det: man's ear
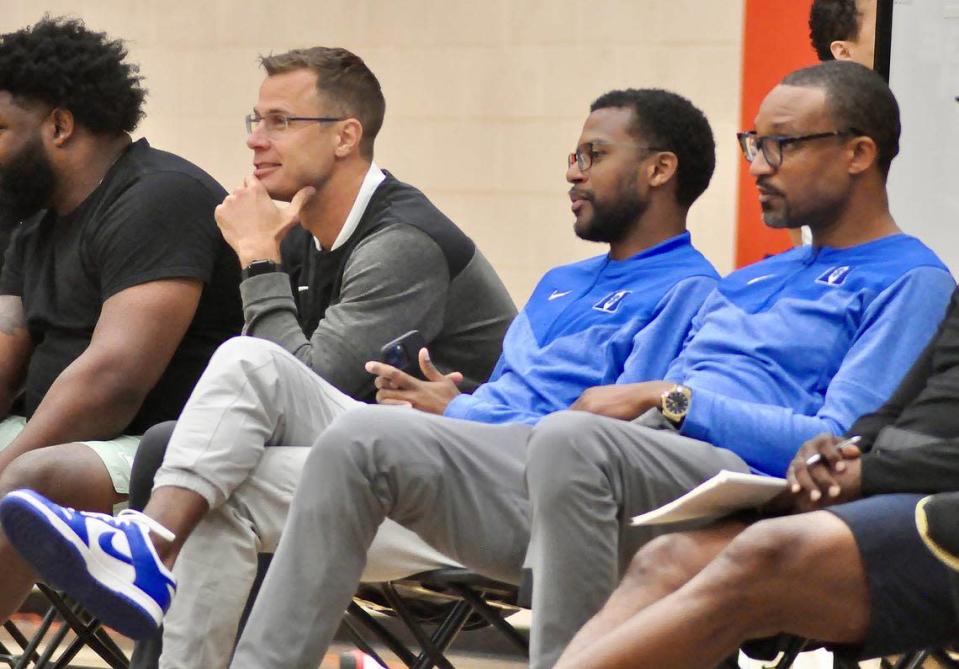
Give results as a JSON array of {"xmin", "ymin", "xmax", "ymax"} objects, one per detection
[
  {"xmin": 333, "ymin": 118, "xmax": 364, "ymax": 158},
  {"xmin": 646, "ymin": 151, "xmax": 679, "ymax": 189},
  {"xmin": 830, "ymin": 40, "xmax": 854, "ymax": 61},
  {"xmin": 846, "ymin": 135, "xmax": 879, "ymax": 176},
  {"xmin": 47, "ymin": 108, "xmax": 75, "ymax": 146}
]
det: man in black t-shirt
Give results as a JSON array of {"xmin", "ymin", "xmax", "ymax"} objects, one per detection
[{"xmin": 0, "ymin": 17, "xmax": 240, "ymax": 623}]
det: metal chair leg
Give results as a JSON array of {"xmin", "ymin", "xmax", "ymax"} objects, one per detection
[
  {"xmin": 448, "ymin": 585, "xmax": 528, "ymax": 655},
  {"xmin": 382, "ymin": 584, "xmax": 459, "ymax": 669},
  {"xmin": 345, "ymin": 601, "xmax": 416, "ymax": 667}
]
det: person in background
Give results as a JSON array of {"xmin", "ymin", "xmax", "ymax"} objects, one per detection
[{"xmin": 810, "ymin": 0, "xmax": 878, "ymax": 68}]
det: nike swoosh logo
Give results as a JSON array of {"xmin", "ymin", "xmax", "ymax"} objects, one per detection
[
  {"xmin": 97, "ymin": 528, "xmax": 135, "ymax": 567},
  {"xmin": 549, "ymin": 290, "xmax": 572, "ymax": 301},
  {"xmin": 746, "ymin": 274, "xmax": 776, "ymax": 285}
]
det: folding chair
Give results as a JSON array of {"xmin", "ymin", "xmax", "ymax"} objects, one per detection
[
  {"xmin": 342, "ymin": 568, "xmax": 528, "ymax": 669},
  {"xmin": 1, "ymin": 583, "xmax": 129, "ymax": 669}
]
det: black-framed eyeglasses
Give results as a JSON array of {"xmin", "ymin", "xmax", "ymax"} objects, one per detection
[
  {"xmin": 245, "ymin": 113, "xmax": 345, "ymax": 136},
  {"xmin": 736, "ymin": 129, "xmax": 860, "ymax": 168},
  {"xmin": 568, "ymin": 141, "xmax": 667, "ymax": 172}
]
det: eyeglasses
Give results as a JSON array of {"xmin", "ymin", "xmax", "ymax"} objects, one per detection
[
  {"xmin": 568, "ymin": 142, "xmax": 666, "ymax": 172},
  {"xmin": 736, "ymin": 129, "xmax": 859, "ymax": 169},
  {"xmin": 245, "ymin": 113, "xmax": 344, "ymax": 136}
]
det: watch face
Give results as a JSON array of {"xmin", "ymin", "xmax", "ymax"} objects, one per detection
[{"xmin": 664, "ymin": 391, "xmax": 689, "ymax": 416}]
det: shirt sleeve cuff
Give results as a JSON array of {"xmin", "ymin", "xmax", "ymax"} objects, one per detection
[
  {"xmin": 239, "ymin": 271, "xmax": 292, "ymax": 304},
  {"xmin": 678, "ymin": 384, "xmax": 714, "ymax": 442},
  {"xmin": 443, "ymin": 393, "xmax": 474, "ymax": 420}
]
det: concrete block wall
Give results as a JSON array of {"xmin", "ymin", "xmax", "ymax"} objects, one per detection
[{"xmin": 2, "ymin": 0, "xmax": 745, "ymax": 303}]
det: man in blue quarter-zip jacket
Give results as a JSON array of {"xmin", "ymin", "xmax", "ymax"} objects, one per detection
[
  {"xmin": 0, "ymin": 87, "xmax": 722, "ymax": 669},
  {"xmin": 214, "ymin": 61, "xmax": 954, "ymax": 669},
  {"xmin": 369, "ymin": 229, "xmax": 717, "ymax": 427}
]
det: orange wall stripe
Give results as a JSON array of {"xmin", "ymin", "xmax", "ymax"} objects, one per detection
[{"xmin": 736, "ymin": 0, "xmax": 818, "ymax": 267}]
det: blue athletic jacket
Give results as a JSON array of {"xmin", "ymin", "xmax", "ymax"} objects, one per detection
[
  {"xmin": 665, "ymin": 234, "xmax": 955, "ymax": 477},
  {"xmin": 445, "ymin": 232, "xmax": 718, "ymax": 425}
]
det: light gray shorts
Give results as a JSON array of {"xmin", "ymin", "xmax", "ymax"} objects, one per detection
[{"xmin": 0, "ymin": 415, "xmax": 140, "ymax": 495}]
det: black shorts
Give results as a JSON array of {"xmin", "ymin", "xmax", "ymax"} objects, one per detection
[{"xmin": 827, "ymin": 493, "xmax": 959, "ymax": 658}]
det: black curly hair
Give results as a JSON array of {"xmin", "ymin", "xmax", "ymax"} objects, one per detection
[
  {"xmin": 590, "ymin": 89, "xmax": 716, "ymax": 208},
  {"xmin": 809, "ymin": 0, "xmax": 862, "ymax": 61},
  {"xmin": 0, "ymin": 17, "xmax": 146, "ymax": 134}
]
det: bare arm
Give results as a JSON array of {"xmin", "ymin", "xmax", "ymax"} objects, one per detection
[
  {"xmin": 570, "ymin": 381, "xmax": 674, "ymax": 420},
  {"xmin": 0, "ymin": 279, "xmax": 202, "ymax": 473},
  {"xmin": 0, "ymin": 295, "xmax": 34, "ymax": 417}
]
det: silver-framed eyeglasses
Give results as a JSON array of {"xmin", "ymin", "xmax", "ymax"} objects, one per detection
[
  {"xmin": 736, "ymin": 129, "xmax": 859, "ymax": 169},
  {"xmin": 568, "ymin": 141, "xmax": 667, "ymax": 172},
  {"xmin": 245, "ymin": 113, "xmax": 345, "ymax": 136}
]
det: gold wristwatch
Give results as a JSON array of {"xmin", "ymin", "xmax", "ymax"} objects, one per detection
[{"xmin": 660, "ymin": 384, "xmax": 692, "ymax": 425}]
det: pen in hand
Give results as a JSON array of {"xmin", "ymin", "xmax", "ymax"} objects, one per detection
[{"xmin": 805, "ymin": 435, "xmax": 862, "ymax": 468}]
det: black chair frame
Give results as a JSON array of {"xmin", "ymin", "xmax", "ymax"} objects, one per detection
[
  {"xmin": 342, "ymin": 568, "xmax": 528, "ymax": 669},
  {"xmin": 1, "ymin": 584, "xmax": 128, "ymax": 669}
]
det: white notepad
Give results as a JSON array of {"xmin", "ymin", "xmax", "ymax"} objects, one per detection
[{"xmin": 630, "ymin": 470, "xmax": 787, "ymax": 526}]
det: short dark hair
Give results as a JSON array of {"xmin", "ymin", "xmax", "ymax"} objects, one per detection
[
  {"xmin": 260, "ymin": 47, "xmax": 385, "ymax": 159},
  {"xmin": 590, "ymin": 89, "xmax": 716, "ymax": 208},
  {"xmin": 781, "ymin": 60, "xmax": 899, "ymax": 176},
  {"xmin": 0, "ymin": 17, "xmax": 145, "ymax": 134},
  {"xmin": 809, "ymin": 0, "xmax": 862, "ymax": 61}
]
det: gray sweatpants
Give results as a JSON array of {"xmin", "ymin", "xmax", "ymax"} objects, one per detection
[
  {"xmin": 229, "ymin": 406, "xmax": 751, "ymax": 669},
  {"xmin": 524, "ymin": 410, "xmax": 751, "ymax": 665},
  {"xmin": 152, "ymin": 337, "xmax": 458, "ymax": 669}
]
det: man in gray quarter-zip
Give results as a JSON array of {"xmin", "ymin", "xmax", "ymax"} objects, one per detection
[{"xmin": 136, "ymin": 46, "xmax": 515, "ymax": 667}]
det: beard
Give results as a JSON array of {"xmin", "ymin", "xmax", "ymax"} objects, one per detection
[
  {"xmin": 575, "ymin": 184, "xmax": 647, "ymax": 244},
  {"xmin": 0, "ymin": 132, "xmax": 56, "ymax": 223},
  {"xmin": 760, "ymin": 203, "xmax": 796, "ymax": 229},
  {"xmin": 760, "ymin": 192, "xmax": 839, "ymax": 232}
]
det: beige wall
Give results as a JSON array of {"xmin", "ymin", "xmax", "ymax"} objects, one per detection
[{"xmin": 3, "ymin": 0, "xmax": 744, "ymax": 304}]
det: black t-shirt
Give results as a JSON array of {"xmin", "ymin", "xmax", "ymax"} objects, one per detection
[{"xmin": 0, "ymin": 138, "xmax": 242, "ymax": 434}]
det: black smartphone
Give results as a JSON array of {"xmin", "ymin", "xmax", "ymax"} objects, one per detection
[{"xmin": 379, "ymin": 330, "xmax": 427, "ymax": 379}]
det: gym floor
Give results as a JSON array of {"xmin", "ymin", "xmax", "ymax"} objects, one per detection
[{"xmin": 0, "ymin": 613, "xmax": 932, "ymax": 668}]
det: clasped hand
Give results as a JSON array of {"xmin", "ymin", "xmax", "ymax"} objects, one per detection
[
  {"xmin": 365, "ymin": 348, "xmax": 462, "ymax": 415},
  {"xmin": 783, "ymin": 434, "xmax": 863, "ymax": 513}
]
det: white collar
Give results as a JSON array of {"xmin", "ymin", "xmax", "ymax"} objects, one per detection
[{"xmin": 315, "ymin": 162, "xmax": 386, "ymax": 251}]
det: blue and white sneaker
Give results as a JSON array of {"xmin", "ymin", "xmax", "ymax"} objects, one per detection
[{"xmin": 0, "ymin": 489, "xmax": 177, "ymax": 639}]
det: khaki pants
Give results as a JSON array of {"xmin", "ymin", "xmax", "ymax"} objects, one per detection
[{"xmin": 153, "ymin": 337, "xmax": 459, "ymax": 669}]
